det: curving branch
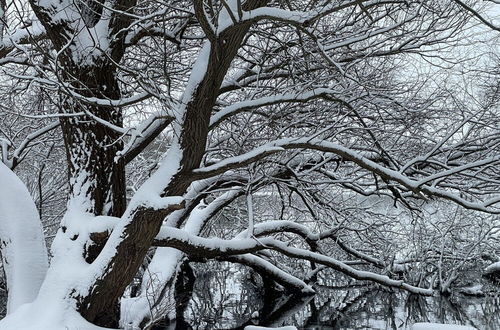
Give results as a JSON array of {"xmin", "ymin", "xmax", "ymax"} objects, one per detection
[
  {"xmin": 193, "ymin": 138, "xmax": 500, "ymax": 213},
  {"xmin": 154, "ymin": 227, "xmax": 434, "ymax": 295}
]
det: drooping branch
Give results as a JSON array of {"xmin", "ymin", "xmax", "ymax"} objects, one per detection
[
  {"xmin": 193, "ymin": 138, "xmax": 500, "ymax": 213},
  {"xmin": 220, "ymin": 254, "xmax": 315, "ymax": 294},
  {"xmin": 235, "ymin": 220, "xmax": 387, "ymax": 269},
  {"xmin": 154, "ymin": 227, "xmax": 434, "ymax": 295}
]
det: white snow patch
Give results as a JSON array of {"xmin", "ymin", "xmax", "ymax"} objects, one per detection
[
  {"xmin": 0, "ymin": 299, "xmax": 115, "ymax": 330},
  {"xmin": 459, "ymin": 284, "xmax": 483, "ymax": 296},
  {"xmin": 0, "ymin": 162, "xmax": 48, "ymax": 313}
]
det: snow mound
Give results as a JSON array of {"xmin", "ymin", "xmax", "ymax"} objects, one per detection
[
  {"xmin": 0, "ymin": 162, "xmax": 48, "ymax": 313},
  {"xmin": 411, "ymin": 323, "xmax": 477, "ymax": 330},
  {"xmin": 0, "ymin": 300, "xmax": 115, "ymax": 330}
]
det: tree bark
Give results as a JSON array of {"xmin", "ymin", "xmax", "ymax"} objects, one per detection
[
  {"xmin": 59, "ymin": 63, "xmax": 126, "ymax": 218},
  {"xmin": 77, "ymin": 1, "xmax": 267, "ymax": 325}
]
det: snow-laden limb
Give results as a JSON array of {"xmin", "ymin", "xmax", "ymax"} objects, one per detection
[
  {"xmin": 322, "ymin": 19, "xmax": 415, "ymax": 52},
  {"xmin": 217, "ymin": 0, "xmax": 374, "ymax": 34},
  {"xmin": 458, "ymin": 284, "xmax": 484, "ymax": 296},
  {"xmin": 63, "ymin": 89, "xmax": 151, "ymax": 108},
  {"xmin": 235, "ymin": 220, "xmax": 386, "ymax": 269},
  {"xmin": 124, "ymin": 13, "xmax": 190, "ymax": 47},
  {"xmin": 0, "ymin": 162, "xmax": 48, "ymax": 314},
  {"xmin": 58, "ymin": 36, "xmax": 220, "ymax": 322},
  {"xmin": 193, "ymin": 137, "xmax": 500, "ymax": 213},
  {"xmin": 415, "ymin": 157, "xmax": 500, "ymax": 187},
  {"xmin": 6, "ymin": 122, "xmax": 60, "ymax": 170},
  {"xmin": 220, "ymin": 67, "xmax": 323, "ymax": 94},
  {"xmin": 125, "ymin": 143, "xmax": 185, "ymax": 213},
  {"xmin": 0, "ymin": 20, "xmax": 45, "ymax": 59},
  {"xmin": 154, "ymin": 228, "xmax": 434, "ymax": 295},
  {"xmin": 5, "ymin": 140, "xmax": 185, "ymax": 329},
  {"xmin": 222, "ymin": 254, "xmax": 314, "ymax": 294},
  {"xmin": 163, "ymin": 177, "xmax": 224, "ymax": 228},
  {"xmin": 88, "ymin": 140, "xmax": 184, "ymax": 268},
  {"xmin": 236, "ymin": 220, "xmax": 318, "ymax": 241},
  {"xmin": 209, "ymin": 88, "xmax": 346, "ymax": 128},
  {"xmin": 193, "ymin": 144, "xmax": 286, "ymax": 177},
  {"xmin": 120, "ymin": 188, "xmax": 243, "ymax": 328},
  {"xmin": 119, "ymin": 112, "xmax": 175, "ymax": 164}
]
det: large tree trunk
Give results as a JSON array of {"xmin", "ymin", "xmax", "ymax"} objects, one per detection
[
  {"xmin": 59, "ymin": 63, "xmax": 126, "ymax": 218},
  {"xmin": 58, "ymin": 63, "xmax": 126, "ymax": 326},
  {"xmin": 76, "ymin": 4, "xmax": 266, "ymax": 325},
  {"xmin": 23, "ymin": 0, "xmax": 267, "ymax": 327}
]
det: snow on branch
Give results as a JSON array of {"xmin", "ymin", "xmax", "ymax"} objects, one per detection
[
  {"xmin": 209, "ymin": 88, "xmax": 346, "ymax": 128},
  {"xmin": 0, "ymin": 20, "xmax": 46, "ymax": 60},
  {"xmin": 194, "ymin": 144, "xmax": 285, "ymax": 177},
  {"xmin": 119, "ymin": 112, "xmax": 175, "ymax": 163},
  {"xmin": 64, "ymin": 89, "xmax": 151, "ymax": 108},
  {"xmin": 221, "ymin": 254, "xmax": 315, "ymax": 294},
  {"xmin": 154, "ymin": 227, "xmax": 434, "ymax": 295},
  {"xmin": 235, "ymin": 220, "xmax": 387, "ymax": 269},
  {"xmin": 193, "ymin": 138, "xmax": 500, "ymax": 213},
  {"xmin": 6, "ymin": 122, "xmax": 60, "ymax": 169},
  {"xmin": 217, "ymin": 0, "xmax": 379, "ymax": 34}
]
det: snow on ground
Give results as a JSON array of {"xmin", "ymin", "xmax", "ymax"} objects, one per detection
[
  {"xmin": 411, "ymin": 323, "xmax": 478, "ymax": 330},
  {"xmin": 0, "ymin": 299, "xmax": 115, "ymax": 330}
]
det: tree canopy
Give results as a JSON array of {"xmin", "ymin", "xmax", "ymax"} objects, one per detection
[{"xmin": 0, "ymin": 0, "xmax": 498, "ymax": 329}]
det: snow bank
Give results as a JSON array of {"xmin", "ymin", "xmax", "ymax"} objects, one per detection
[
  {"xmin": 411, "ymin": 323, "xmax": 477, "ymax": 330},
  {"xmin": 0, "ymin": 162, "xmax": 48, "ymax": 313},
  {"xmin": 0, "ymin": 299, "xmax": 114, "ymax": 330}
]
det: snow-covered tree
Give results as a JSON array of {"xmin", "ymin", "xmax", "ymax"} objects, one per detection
[{"xmin": 0, "ymin": 0, "xmax": 498, "ymax": 329}]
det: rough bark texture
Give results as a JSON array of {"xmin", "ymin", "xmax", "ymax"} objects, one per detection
[
  {"xmin": 27, "ymin": 0, "xmax": 137, "ymax": 220},
  {"xmin": 60, "ymin": 64, "xmax": 127, "ymax": 217},
  {"xmin": 77, "ymin": 1, "xmax": 267, "ymax": 326},
  {"xmin": 59, "ymin": 62, "xmax": 127, "ymax": 327},
  {"xmin": 26, "ymin": 0, "xmax": 135, "ymax": 325},
  {"xmin": 25, "ymin": 0, "xmax": 268, "ymax": 326}
]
